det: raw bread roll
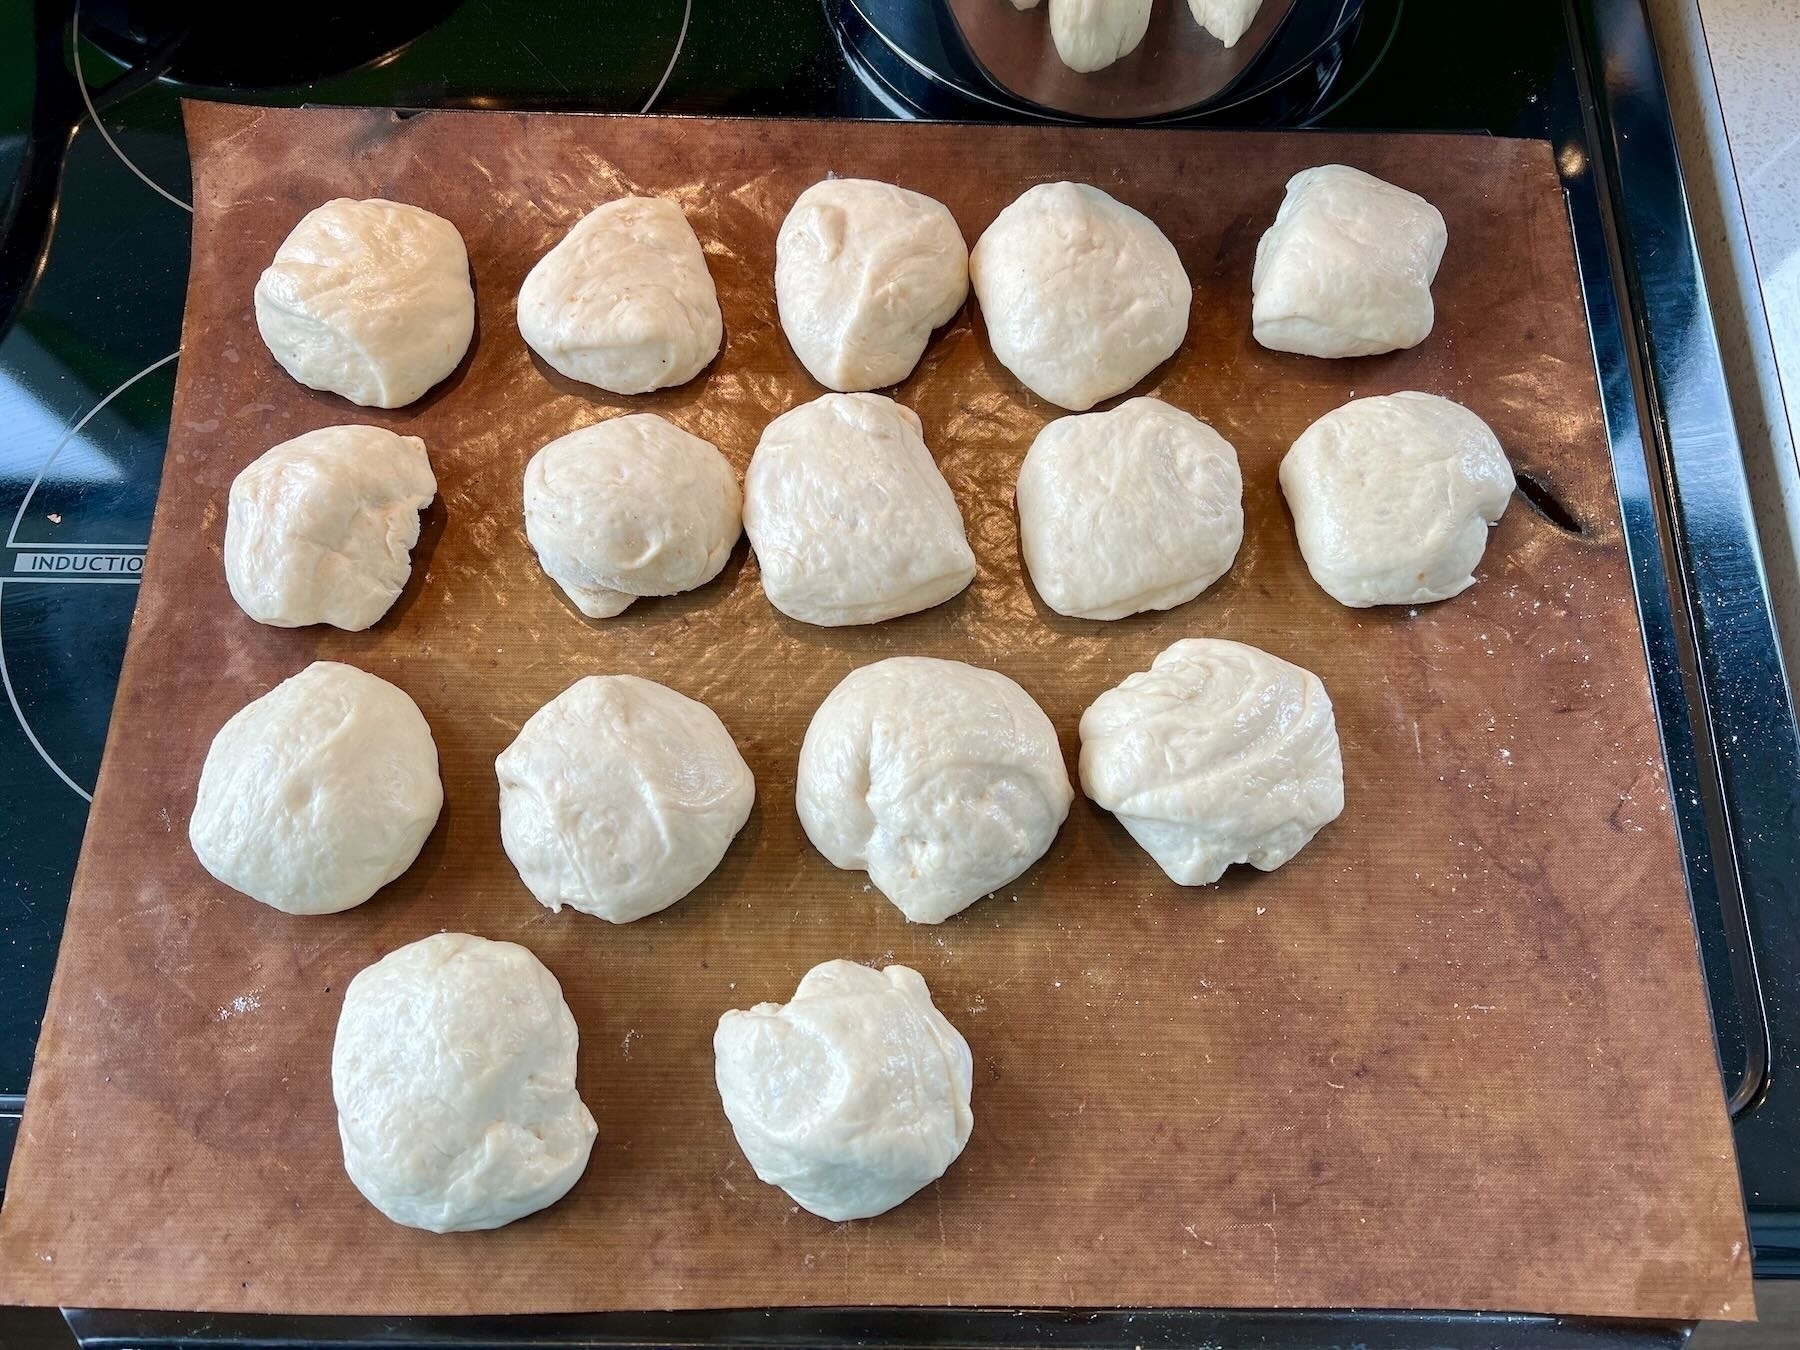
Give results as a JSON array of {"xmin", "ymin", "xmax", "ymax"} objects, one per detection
[
  {"xmin": 744, "ymin": 393, "xmax": 975, "ymax": 626},
  {"xmin": 1049, "ymin": 0, "xmax": 1152, "ymax": 71},
  {"xmin": 971, "ymin": 182, "xmax": 1190, "ymax": 411},
  {"xmin": 1080, "ymin": 639, "xmax": 1343, "ymax": 885},
  {"xmin": 1188, "ymin": 0, "xmax": 1262, "ymax": 45},
  {"xmin": 332, "ymin": 933, "xmax": 597, "ymax": 1232},
  {"xmin": 1280, "ymin": 391, "xmax": 1514, "ymax": 607},
  {"xmin": 715, "ymin": 960, "xmax": 973, "ymax": 1221},
  {"xmin": 189, "ymin": 661, "xmax": 442, "ymax": 915},
  {"xmin": 518, "ymin": 196, "xmax": 722, "ymax": 394},
  {"xmin": 1252, "ymin": 165, "xmax": 1448, "ymax": 358},
  {"xmin": 254, "ymin": 198, "xmax": 474, "ymax": 409},
  {"xmin": 1010, "ymin": 0, "xmax": 1042, "ymax": 8},
  {"xmin": 797, "ymin": 657, "xmax": 1072, "ymax": 923},
  {"xmin": 523, "ymin": 415, "xmax": 741, "ymax": 619},
  {"xmin": 776, "ymin": 178, "xmax": 969, "ymax": 392},
  {"xmin": 1016, "ymin": 396, "xmax": 1243, "ymax": 620},
  {"xmin": 224, "ymin": 425, "xmax": 436, "ymax": 631},
  {"xmin": 496, "ymin": 675, "xmax": 755, "ymax": 924}
]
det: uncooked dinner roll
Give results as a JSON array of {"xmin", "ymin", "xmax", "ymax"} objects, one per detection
[
  {"xmin": 744, "ymin": 393, "xmax": 975, "ymax": 626},
  {"xmin": 254, "ymin": 198, "xmax": 474, "ymax": 409},
  {"xmin": 518, "ymin": 196, "xmax": 722, "ymax": 395},
  {"xmin": 1016, "ymin": 397, "xmax": 1242, "ymax": 620},
  {"xmin": 971, "ymin": 182, "xmax": 1190, "ymax": 411},
  {"xmin": 798, "ymin": 657, "xmax": 1072, "ymax": 923},
  {"xmin": 1049, "ymin": 0, "xmax": 1152, "ymax": 71},
  {"xmin": 189, "ymin": 661, "xmax": 442, "ymax": 915},
  {"xmin": 715, "ymin": 960, "xmax": 973, "ymax": 1221},
  {"xmin": 1080, "ymin": 639, "xmax": 1343, "ymax": 885},
  {"xmin": 332, "ymin": 933, "xmax": 597, "ymax": 1233},
  {"xmin": 1280, "ymin": 392, "xmax": 1514, "ymax": 607},
  {"xmin": 496, "ymin": 675, "xmax": 754, "ymax": 924},
  {"xmin": 1252, "ymin": 165, "xmax": 1447, "ymax": 358},
  {"xmin": 224, "ymin": 425, "xmax": 436, "ymax": 630},
  {"xmin": 523, "ymin": 415, "xmax": 741, "ymax": 619},
  {"xmin": 776, "ymin": 178, "xmax": 969, "ymax": 392},
  {"xmin": 1188, "ymin": 0, "xmax": 1262, "ymax": 45}
]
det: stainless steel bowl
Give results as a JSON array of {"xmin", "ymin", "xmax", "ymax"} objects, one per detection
[{"xmin": 830, "ymin": 0, "xmax": 1370, "ymax": 124}]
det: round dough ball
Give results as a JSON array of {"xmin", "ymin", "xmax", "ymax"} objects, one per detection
[
  {"xmin": 775, "ymin": 178, "xmax": 969, "ymax": 392},
  {"xmin": 1049, "ymin": 0, "xmax": 1152, "ymax": 71},
  {"xmin": 1017, "ymin": 396, "xmax": 1243, "ymax": 620},
  {"xmin": 254, "ymin": 199, "xmax": 474, "ymax": 409},
  {"xmin": 1279, "ymin": 391, "xmax": 1514, "ymax": 607},
  {"xmin": 745, "ymin": 394, "xmax": 975, "ymax": 627},
  {"xmin": 1079, "ymin": 639, "xmax": 1343, "ymax": 886},
  {"xmin": 798, "ymin": 657, "xmax": 1072, "ymax": 923},
  {"xmin": 224, "ymin": 425, "xmax": 437, "ymax": 631},
  {"xmin": 497, "ymin": 675, "xmax": 754, "ymax": 924},
  {"xmin": 332, "ymin": 932, "xmax": 597, "ymax": 1233},
  {"xmin": 189, "ymin": 661, "xmax": 442, "ymax": 915},
  {"xmin": 971, "ymin": 182, "xmax": 1190, "ymax": 411},
  {"xmin": 714, "ymin": 960, "xmax": 973, "ymax": 1221},
  {"xmin": 523, "ymin": 415, "xmax": 742, "ymax": 619},
  {"xmin": 517, "ymin": 196, "xmax": 722, "ymax": 395}
]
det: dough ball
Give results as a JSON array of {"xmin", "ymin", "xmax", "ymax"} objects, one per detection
[
  {"xmin": 798, "ymin": 657, "xmax": 1072, "ymax": 923},
  {"xmin": 1252, "ymin": 165, "xmax": 1447, "ymax": 358},
  {"xmin": 776, "ymin": 178, "xmax": 969, "ymax": 392},
  {"xmin": 1009, "ymin": 0, "xmax": 1042, "ymax": 8},
  {"xmin": 332, "ymin": 933, "xmax": 597, "ymax": 1232},
  {"xmin": 714, "ymin": 960, "xmax": 973, "ymax": 1221},
  {"xmin": 745, "ymin": 393, "xmax": 975, "ymax": 626},
  {"xmin": 1049, "ymin": 0, "xmax": 1151, "ymax": 71},
  {"xmin": 1080, "ymin": 639, "xmax": 1343, "ymax": 885},
  {"xmin": 254, "ymin": 199, "xmax": 474, "ymax": 409},
  {"xmin": 1017, "ymin": 396, "xmax": 1243, "ymax": 620},
  {"xmin": 518, "ymin": 196, "xmax": 722, "ymax": 395},
  {"xmin": 523, "ymin": 415, "xmax": 742, "ymax": 619},
  {"xmin": 1188, "ymin": 0, "xmax": 1262, "ymax": 45},
  {"xmin": 224, "ymin": 425, "xmax": 436, "ymax": 631},
  {"xmin": 189, "ymin": 661, "xmax": 442, "ymax": 915},
  {"xmin": 1279, "ymin": 391, "xmax": 1514, "ymax": 607},
  {"xmin": 971, "ymin": 182, "xmax": 1190, "ymax": 411},
  {"xmin": 497, "ymin": 675, "xmax": 754, "ymax": 924}
]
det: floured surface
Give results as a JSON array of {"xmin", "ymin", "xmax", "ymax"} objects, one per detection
[{"xmin": 0, "ymin": 104, "xmax": 1752, "ymax": 1321}]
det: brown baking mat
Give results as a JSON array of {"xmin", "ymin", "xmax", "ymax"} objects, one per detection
[{"xmin": 0, "ymin": 103, "xmax": 1752, "ymax": 1321}]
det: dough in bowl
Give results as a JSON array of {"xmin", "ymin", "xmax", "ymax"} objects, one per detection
[
  {"xmin": 497, "ymin": 675, "xmax": 754, "ymax": 924},
  {"xmin": 254, "ymin": 198, "xmax": 474, "ymax": 409},
  {"xmin": 776, "ymin": 178, "xmax": 968, "ymax": 392},
  {"xmin": 523, "ymin": 414, "xmax": 741, "ymax": 619},
  {"xmin": 715, "ymin": 960, "xmax": 973, "ymax": 1221},
  {"xmin": 798, "ymin": 657, "xmax": 1072, "ymax": 923},
  {"xmin": 224, "ymin": 425, "xmax": 436, "ymax": 630},
  {"xmin": 1080, "ymin": 639, "xmax": 1344, "ymax": 886},
  {"xmin": 1188, "ymin": 0, "xmax": 1263, "ymax": 45},
  {"xmin": 1048, "ymin": 0, "xmax": 1152, "ymax": 71},
  {"xmin": 518, "ymin": 196, "xmax": 722, "ymax": 395},
  {"xmin": 1252, "ymin": 165, "xmax": 1447, "ymax": 358},
  {"xmin": 332, "ymin": 932, "xmax": 597, "ymax": 1233},
  {"xmin": 189, "ymin": 661, "xmax": 442, "ymax": 915},
  {"xmin": 971, "ymin": 182, "xmax": 1190, "ymax": 411},
  {"xmin": 744, "ymin": 393, "xmax": 975, "ymax": 626},
  {"xmin": 1016, "ymin": 396, "xmax": 1243, "ymax": 620},
  {"xmin": 1280, "ymin": 391, "xmax": 1514, "ymax": 607}
]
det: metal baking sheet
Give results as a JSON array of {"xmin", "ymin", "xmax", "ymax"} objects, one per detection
[{"xmin": 0, "ymin": 103, "xmax": 1753, "ymax": 1321}]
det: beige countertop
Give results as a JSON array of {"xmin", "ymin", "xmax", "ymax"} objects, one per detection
[{"xmin": 1650, "ymin": 0, "xmax": 1800, "ymax": 689}]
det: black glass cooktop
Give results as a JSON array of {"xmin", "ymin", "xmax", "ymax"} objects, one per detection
[{"xmin": 3, "ymin": 0, "xmax": 1798, "ymax": 1342}]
